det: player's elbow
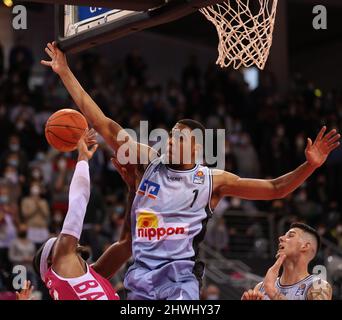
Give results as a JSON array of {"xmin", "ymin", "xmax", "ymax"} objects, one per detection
[{"xmin": 271, "ymin": 181, "xmax": 288, "ymax": 199}]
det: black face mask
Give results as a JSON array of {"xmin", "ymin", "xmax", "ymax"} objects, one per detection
[{"xmin": 18, "ymin": 231, "xmax": 27, "ymax": 239}]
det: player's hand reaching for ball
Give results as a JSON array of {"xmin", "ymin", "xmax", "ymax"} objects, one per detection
[
  {"xmin": 41, "ymin": 41, "xmax": 69, "ymax": 76},
  {"xmin": 305, "ymin": 126, "xmax": 340, "ymax": 168},
  {"xmin": 77, "ymin": 128, "xmax": 98, "ymax": 162}
]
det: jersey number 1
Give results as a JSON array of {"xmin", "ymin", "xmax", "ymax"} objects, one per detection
[{"xmin": 190, "ymin": 189, "xmax": 199, "ymax": 208}]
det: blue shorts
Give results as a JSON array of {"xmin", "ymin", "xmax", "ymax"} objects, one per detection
[{"xmin": 124, "ymin": 261, "xmax": 201, "ymax": 300}]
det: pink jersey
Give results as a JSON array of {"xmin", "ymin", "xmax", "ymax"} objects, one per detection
[{"xmin": 44, "ymin": 264, "xmax": 120, "ymax": 300}]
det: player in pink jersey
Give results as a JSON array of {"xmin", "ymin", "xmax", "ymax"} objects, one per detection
[{"xmin": 27, "ymin": 129, "xmax": 128, "ymax": 300}]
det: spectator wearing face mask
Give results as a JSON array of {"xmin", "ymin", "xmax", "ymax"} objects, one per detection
[
  {"xmin": 2, "ymin": 165, "xmax": 23, "ymax": 204},
  {"xmin": 51, "ymin": 153, "xmax": 76, "ymax": 214},
  {"xmin": 232, "ymin": 132, "xmax": 260, "ymax": 178},
  {"xmin": 8, "ymin": 224, "xmax": 37, "ymax": 288},
  {"xmin": 12, "ymin": 111, "xmax": 40, "ymax": 160},
  {"xmin": 21, "ymin": 182, "xmax": 50, "ymax": 248},
  {"xmin": 201, "ymin": 284, "xmax": 221, "ymax": 300},
  {"xmin": 205, "ymin": 216, "xmax": 229, "ymax": 254},
  {"xmin": 1, "ymin": 135, "xmax": 28, "ymax": 174},
  {"xmin": 30, "ymin": 151, "xmax": 54, "ymax": 186},
  {"xmin": 0, "ymin": 185, "xmax": 17, "ymax": 271},
  {"xmin": 24, "ymin": 166, "xmax": 50, "ymax": 202}
]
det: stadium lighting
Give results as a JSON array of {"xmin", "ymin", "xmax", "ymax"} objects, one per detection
[{"xmin": 3, "ymin": 0, "xmax": 13, "ymax": 7}]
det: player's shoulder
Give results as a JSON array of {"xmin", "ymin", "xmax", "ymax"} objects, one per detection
[{"xmin": 306, "ymin": 278, "xmax": 332, "ymax": 300}]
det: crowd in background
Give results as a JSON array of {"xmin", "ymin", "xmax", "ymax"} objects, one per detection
[{"xmin": 0, "ymin": 40, "xmax": 342, "ymax": 299}]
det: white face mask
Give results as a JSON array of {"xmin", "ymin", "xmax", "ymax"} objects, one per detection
[
  {"xmin": 32, "ymin": 170, "xmax": 41, "ymax": 179},
  {"xmin": 30, "ymin": 186, "xmax": 40, "ymax": 196},
  {"xmin": 54, "ymin": 213, "xmax": 63, "ymax": 223},
  {"xmin": 36, "ymin": 152, "xmax": 46, "ymax": 161},
  {"xmin": 5, "ymin": 172, "xmax": 18, "ymax": 184},
  {"xmin": 9, "ymin": 144, "xmax": 20, "ymax": 152},
  {"xmin": 16, "ymin": 122, "xmax": 25, "ymax": 130},
  {"xmin": 8, "ymin": 159, "xmax": 19, "ymax": 167},
  {"xmin": 0, "ymin": 195, "xmax": 9, "ymax": 204},
  {"xmin": 207, "ymin": 294, "xmax": 219, "ymax": 300},
  {"xmin": 58, "ymin": 159, "xmax": 67, "ymax": 170}
]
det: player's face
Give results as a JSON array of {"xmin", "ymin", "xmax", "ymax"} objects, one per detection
[
  {"xmin": 277, "ymin": 228, "xmax": 304, "ymax": 259},
  {"xmin": 166, "ymin": 123, "xmax": 195, "ymax": 165}
]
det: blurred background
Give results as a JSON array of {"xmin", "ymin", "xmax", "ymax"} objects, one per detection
[{"xmin": 0, "ymin": 0, "xmax": 342, "ymax": 300}]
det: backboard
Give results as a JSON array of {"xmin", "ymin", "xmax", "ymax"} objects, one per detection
[{"xmin": 54, "ymin": 0, "xmax": 220, "ymax": 53}]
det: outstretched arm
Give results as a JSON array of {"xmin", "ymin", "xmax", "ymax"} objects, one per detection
[
  {"xmin": 212, "ymin": 127, "xmax": 340, "ymax": 206},
  {"xmin": 52, "ymin": 130, "xmax": 98, "ymax": 265},
  {"xmin": 41, "ymin": 42, "xmax": 157, "ymax": 165}
]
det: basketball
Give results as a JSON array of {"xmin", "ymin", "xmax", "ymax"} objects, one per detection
[{"xmin": 45, "ymin": 109, "xmax": 88, "ymax": 152}]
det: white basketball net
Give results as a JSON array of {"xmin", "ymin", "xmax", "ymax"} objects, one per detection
[{"xmin": 200, "ymin": 0, "xmax": 278, "ymax": 70}]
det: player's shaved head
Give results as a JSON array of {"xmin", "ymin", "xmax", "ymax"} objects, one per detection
[
  {"xmin": 290, "ymin": 223, "xmax": 320, "ymax": 260},
  {"xmin": 177, "ymin": 119, "xmax": 206, "ymax": 135}
]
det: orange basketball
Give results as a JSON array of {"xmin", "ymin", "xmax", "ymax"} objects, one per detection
[{"xmin": 45, "ymin": 109, "xmax": 88, "ymax": 152}]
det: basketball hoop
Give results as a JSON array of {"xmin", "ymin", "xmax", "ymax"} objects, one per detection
[{"xmin": 200, "ymin": 0, "xmax": 279, "ymax": 70}]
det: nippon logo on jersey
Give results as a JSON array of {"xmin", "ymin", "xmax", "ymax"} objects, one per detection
[
  {"xmin": 136, "ymin": 211, "xmax": 189, "ymax": 242},
  {"xmin": 193, "ymin": 170, "xmax": 205, "ymax": 184},
  {"xmin": 137, "ymin": 179, "xmax": 160, "ymax": 199},
  {"xmin": 295, "ymin": 283, "xmax": 306, "ymax": 296}
]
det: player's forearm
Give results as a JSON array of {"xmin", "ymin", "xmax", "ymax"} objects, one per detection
[
  {"xmin": 92, "ymin": 239, "xmax": 132, "ymax": 279},
  {"xmin": 59, "ymin": 67, "xmax": 107, "ymax": 128},
  {"xmin": 59, "ymin": 68, "xmax": 130, "ymax": 151},
  {"xmin": 271, "ymin": 161, "xmax": 316, "ymax": 198}
]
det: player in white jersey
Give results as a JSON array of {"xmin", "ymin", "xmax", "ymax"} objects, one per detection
[
  {"xmin": 241, "ymin": 223, "xmax": 332, "ymax": 300},
  {"xmin": 42, "ymin": 42, "xmax": 340, "ymax": 299}
]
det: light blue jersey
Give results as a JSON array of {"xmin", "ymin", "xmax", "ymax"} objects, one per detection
[{"xmin": 124, "ymin": 155, "xmax": 213, "ymax": 300}]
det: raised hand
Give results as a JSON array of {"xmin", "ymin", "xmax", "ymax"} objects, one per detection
[
  {"xmin": 16, "ymin": 280, "xmax": 34, "ymax": 300},
  {"xmin": 77, "ymin": 128, "xmax": 98, "ymax": 161},
  {"xmin": 305, "ymin": 126, "xmax": 340, "ymax": 168},
  {"xmin": 263, "ymin": 254, "xmax": 286, "ymax": 299},
  {"xmin": 41, "ymin": 41, "xmax": 69, "ymax": 75}
]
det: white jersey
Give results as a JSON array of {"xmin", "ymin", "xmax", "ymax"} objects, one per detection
[
  {"xmin": 128, "ymin": 155, "xmax": 213, "ymax": 276},
  {"xmin": 259, "ymin": 274, "xmax": 318, "ymax": 300}
]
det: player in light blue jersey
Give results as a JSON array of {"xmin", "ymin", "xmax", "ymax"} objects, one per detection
[
  {"xmin": 42, "ymin": 42, "xmax": 340, "ymax": 300},
  {"xmin": 241, "ymin": 223, "xmax": 332, "ymax": 300}
]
